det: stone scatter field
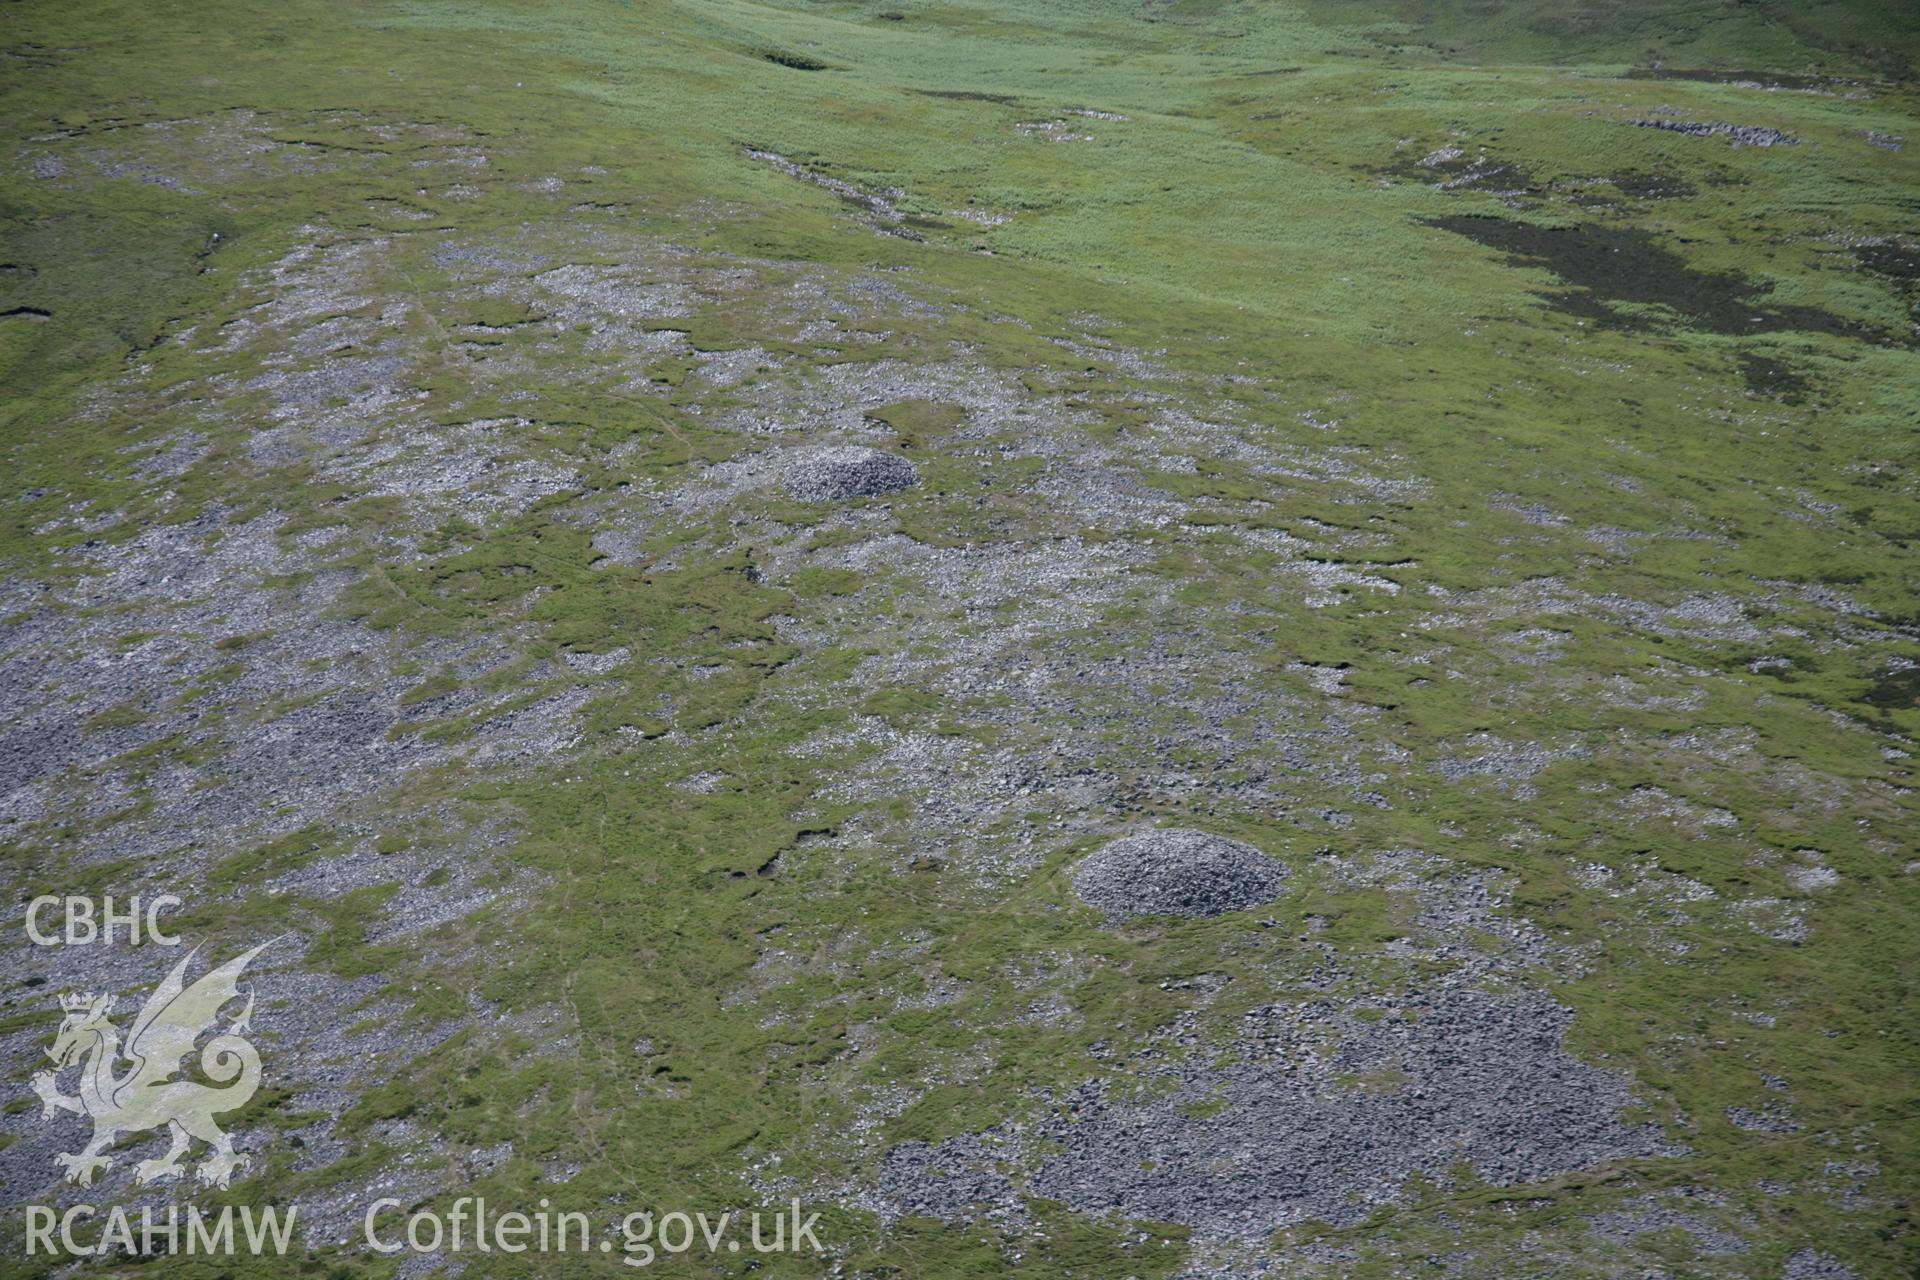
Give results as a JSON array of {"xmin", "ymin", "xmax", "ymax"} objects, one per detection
[{"xmin": 0, "ymin": 1, "xmax": 1916, "ymax": 1278}]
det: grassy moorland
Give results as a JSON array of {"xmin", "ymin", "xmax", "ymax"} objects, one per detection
[{"xmin": 1, "ymin": 1, "xmax": 1917, "ymax": 1277}]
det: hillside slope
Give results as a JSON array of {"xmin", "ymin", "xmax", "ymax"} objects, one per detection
[{"xmin": 2, "ymin": 2, "xmax": 1917, "ymax": 1277}]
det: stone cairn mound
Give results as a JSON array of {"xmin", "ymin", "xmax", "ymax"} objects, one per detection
[
  {"xmin": 1631, "ymin": 118, "xmax": 1797, "ymax": 147},
  {"xmin": 1073, "ymin": 828, "xmax": 1288, "ymax": 921},
  {"xmin": 781, "ymin": 446, "xmax": 920, "ymax": 502}
]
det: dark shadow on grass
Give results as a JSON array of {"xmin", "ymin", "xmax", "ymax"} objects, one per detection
[{"xmin": 1427, "ymin": 215, "xmax": 1889, "ymax": 342}]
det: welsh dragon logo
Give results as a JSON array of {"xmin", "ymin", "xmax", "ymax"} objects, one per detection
[{"xmin": 32, "ymin": 942, "xmax": 271, "ymax": 1189}]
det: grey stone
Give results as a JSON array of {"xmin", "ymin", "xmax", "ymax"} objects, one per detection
[
  {"xmin": 1784, "ymin": 1249, "xmax": 1858, "ymax": 1280},
  {"xmin": 1073, "ymin": 828, "xmax": 1288, "ymax": 921},
  {"xmin": 1632, "ymin": 119, "xmax": 1798, "ymax": 147},
  {"xmin": 780, "ymin": 445, "xmax": 920, "ymax": 502},
  {"xmin": 1026, "ymin": 989, "xmax": 1680, "ymax": 1242}
]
